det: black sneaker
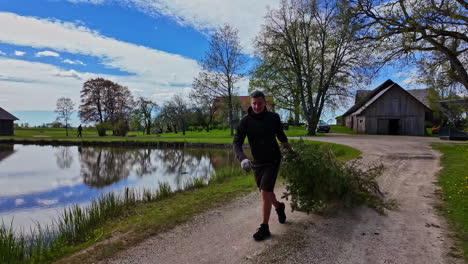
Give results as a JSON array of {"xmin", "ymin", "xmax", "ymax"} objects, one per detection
[
  {"xmin": 276, "ymin": 202, "xmax": 286, "ymax": 224},
  {"xmin": 253, "ymin": 224, "xmax": 271, "ymax": 241}
]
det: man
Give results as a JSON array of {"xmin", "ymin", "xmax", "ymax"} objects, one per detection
[
  {"xmin": 233, "ymin": 90, "xmax": 291, "ymax": 241},
  {"xmin": 77, "ymin": 124, "xmax": 83, "ymax": 138}
]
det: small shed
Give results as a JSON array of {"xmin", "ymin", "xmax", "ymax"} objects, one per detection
[
  {"xmin": 342, "ymin": 80, "xmax": 432, "ymax": 136},
  {"xmin": 0, "ymin": 107, "xmax": 19, "ymax": 136}
]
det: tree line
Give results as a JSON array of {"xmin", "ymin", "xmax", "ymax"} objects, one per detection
[
  {"xmin": 54, "ymin": 0, "xmax": 466, "ymax": 135},
  {"xmin": 54, "ymin": 76, "xmax": 247, "ymax": 136}
]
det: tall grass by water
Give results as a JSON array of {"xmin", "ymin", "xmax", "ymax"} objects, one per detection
[{"xmin": 0, "ymin": 168, "xmax": 240, "ymax": 264}]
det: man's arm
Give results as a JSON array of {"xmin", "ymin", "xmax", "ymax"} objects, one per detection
[
  {"xmin": 233, "ymin": 119, "xmax": 248, "ymax": 162},
  {"xmin": 275, "ymin": 114, "xmax": 292, "ymax": 150}
]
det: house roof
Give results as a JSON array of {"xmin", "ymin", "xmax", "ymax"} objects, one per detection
[
  {"xmin": 343, "ymin": 79, "xmax": 431, "ymax": 116},
  {"xmin": 0, "ymin": 107, "xmax": 19, "ymax": 121}
]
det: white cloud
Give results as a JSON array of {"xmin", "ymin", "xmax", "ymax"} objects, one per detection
[
  {"xmin": 15, "ymin": 198, "xmax": 25, "ymax": 206},
  {"xmin": 62, "ymin": 59, "xmax": 85, "ymax": 65},
  {"xmin": 36, "ymin": 199, "xmax": 58, "ymax": 206},
  {"xmin": 0, "ymin": 57, "xmax": 204, "ymax": 111},
  {"xmin": 14, "ymin": 50, "xmax": 26, "ymax": 56},
  {"xmin": 0, "ymin": 50, "xmax": 5, "ymax": 55},
  {"xmin": 0, "ymin": 12, "xmax": 207, "ymax": 110},
  {"xmin": 35, "ymin": 50, "xmax": 60, "ymax": 57},
  {"xmin": 69, "ymin": 0, "xmax": 281, "ymax": 52},
  {"xmin": 0, "ymin": 12, "xmax": 200, "ymax": 81}
]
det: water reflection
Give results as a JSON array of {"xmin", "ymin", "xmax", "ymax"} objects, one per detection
[
  {"xmin": 0, "ymin": 144, "xmax": 16, "ymax": 162},
  {"xmin": 55, "ymin": 146, "xmax": 73, "ymax": 169},
  {"xmin": 79, "ymin": 147, "xmax": 134, "ymax": 188},
  {"xmin": 0, "ymin": 144, "xmax": 237, "ymax": 230}
]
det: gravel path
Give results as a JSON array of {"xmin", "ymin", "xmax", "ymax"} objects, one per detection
[{"xmin": 101, "ymin": 134, "xmax": 464, "ymax": 264}]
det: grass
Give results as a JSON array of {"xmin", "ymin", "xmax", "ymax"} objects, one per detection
[
  {"xmin": 432, "ymin": 143, "xmax": 468, "ymax": 260},
  {"xmin": 426, "ymin": 127, "xmax": 439, "ymax": 137},
  {"xmin": 3, "ymin": 126, "xmax": 313, "ymax": 145},
  {"xmin": 329, "ymin": 125, "xmax": 357, "ymax": 134},
  {"xmin": 0, "ymin": 139, "xmax": 361, "ymax": 264}
]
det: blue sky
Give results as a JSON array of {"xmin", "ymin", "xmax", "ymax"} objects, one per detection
[{"xmin": 0, "ymin": 0, "xmax": 419, "ymax": 126}]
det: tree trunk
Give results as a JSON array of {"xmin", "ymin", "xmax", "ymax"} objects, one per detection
[{"xmin": 228, "ymin": 89, "xmax": 234, "ymax": 136}]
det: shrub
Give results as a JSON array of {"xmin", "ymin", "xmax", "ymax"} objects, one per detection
[
  {"xmin": 113, "ymin": 121, "xmax": 129, "ymax": 137},
  {"xmin": 281, "ymin": 140, "xmax": 396, "ymax": 214},
  {"xmin": 95, "ymin": 123, "xmax": 107, "ymax": 137}
]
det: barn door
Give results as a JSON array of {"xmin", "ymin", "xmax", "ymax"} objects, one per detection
[{"xmin": 377, "ymin": 119, "xmax": 388, "ymax": 134}]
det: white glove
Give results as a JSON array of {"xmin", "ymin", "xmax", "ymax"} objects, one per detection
[{"xmin": 241, "ymin": 159, "xmax": 252, "ymax": 172}]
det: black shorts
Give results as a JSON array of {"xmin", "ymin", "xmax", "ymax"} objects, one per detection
[{"xmin": 252, "ymin": 160, "xmax": 280, "ymax": 192}]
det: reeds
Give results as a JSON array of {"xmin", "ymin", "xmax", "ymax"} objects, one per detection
[{"xmin": 0, "ymin": 166, "xmax": 247, "ymax": 263}]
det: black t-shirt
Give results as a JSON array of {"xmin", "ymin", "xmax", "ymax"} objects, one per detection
[{"xmin": 233, "ymin": 107, "xmax": 288, "ymax": 163}]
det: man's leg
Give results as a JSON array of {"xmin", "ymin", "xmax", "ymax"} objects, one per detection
[{"xmin": 261, "ymin": 190, "xmax": 280, "ymax": 224}]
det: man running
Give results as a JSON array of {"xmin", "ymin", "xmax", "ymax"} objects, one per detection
[{"xmin": 233, "ymin": 90, "xmax": 291, "ymax": 241}]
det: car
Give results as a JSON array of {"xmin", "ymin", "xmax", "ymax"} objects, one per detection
[{"xmin": 316, "ymin": 120, "xmax": 330, "ymax": 133}]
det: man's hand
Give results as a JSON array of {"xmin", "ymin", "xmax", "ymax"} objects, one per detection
[
  {"xmin": 281, "ymin": 141, "xmax": 292, "ymax": 151},
  {"xmin": 241, "ymin": 159, "xmax": 252, "ymax": 172}
]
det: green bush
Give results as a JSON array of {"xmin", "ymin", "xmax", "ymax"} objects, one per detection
[
  {"xmin": 95, "ymin": 123, "xmax": 108, "ymax": 137},
  {"xmin": 113, "ymin": 121, "xmax": 130, "ymax": 137},
  {"xmin": 281, "ymin": 140, "xmax": 396, "ymax": 214}
]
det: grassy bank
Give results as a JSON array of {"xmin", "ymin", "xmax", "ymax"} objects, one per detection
[
  {"xmin": 330, "ymin": 125, "xmax": 356, "ymax": 134},
  {"xmin": 0, "ymin": 140, "xmax": 360, "ymax": 264},
  {"xmin": 432, "ymin": 143, "xmax": 468, "ymax": 260},
  {"xmin": 1, "ymin": 126, "xmax": 319, "ymax": 146}
]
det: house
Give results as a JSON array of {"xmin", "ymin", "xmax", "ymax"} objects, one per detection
[
  {"xmin": 342, "ymin": 80, "xmax": 432, "ymax": 136},
  {"xmin": 0, "ymin": 107, "xmax": 19, "ymax": 136}
]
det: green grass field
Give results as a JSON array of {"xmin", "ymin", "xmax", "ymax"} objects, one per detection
[
  {"xmin": 5, "ymin": 126, "xmax": 313, "ymax": 144},
  {"xmin": 329, "ymin": 125, "xmax": 356, "ymax": 134},
  {"xmin": 432, "ymin": 143, "xmax": 468, "ymax": 260}
]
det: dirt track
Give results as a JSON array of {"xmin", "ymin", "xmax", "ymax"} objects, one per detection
[{"xmin": 101, "ymin": 134, "xmax": 464, "ymax": 264}]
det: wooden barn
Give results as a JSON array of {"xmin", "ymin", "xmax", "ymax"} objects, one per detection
[
  {"xmin": 342, "ymin": 80, "xmax": 432, "ymax": 136},
  {"xmin": 0, "ymin": 107, "xmax": 19, "ymax": 136}
]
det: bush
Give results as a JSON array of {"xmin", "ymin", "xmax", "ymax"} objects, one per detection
[
  {"xmin": 113, "ymin": 121, "xmax": 130, "ymax": 136},
  {"xmin": 95, "ymin": 123, "xmax": 108, "ymax": 137},
  {"xmin": 281, "ymin": 140, "xmax": 396, "ymax": 214}
]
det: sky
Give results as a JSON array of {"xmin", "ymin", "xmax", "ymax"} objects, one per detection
[{"xmin": 0, "ymin": 0, "xmax": 420, "ymax": 126}]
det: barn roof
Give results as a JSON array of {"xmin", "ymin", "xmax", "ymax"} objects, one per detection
[
  {"xmin": 407, "ymin": 88, "xmax": 430, "ymax": 108},
  {"xmin": 0, "ymin": 107, "xmax": 19, "ymax": 121},
  {"xmin": 343, "ymin": 80, "xmax": 431, "ymax": 116}
]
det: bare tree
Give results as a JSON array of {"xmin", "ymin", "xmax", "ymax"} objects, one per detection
[
  {"xmin": 55, "ymin": 97, "xmax": 75, "ymax": 136},
  {"xmin": 172, "ymin": 95, "xmax": 189, "ymax": 135},
  {"xmin": 255, "ymin": 0, "xmax": 372, "ymax": 135},
  {"xmin": 135, "ymin": 97, "xmax": 158, "ymax": 135},
  {"xmin": 190, "ymin": 77, "xmax": 218, "ymax": 132},
  {"xmin": 194, "ymin": 24, "xmax": 248, "ymax": 135},
  {"xmin": 352, "ymin": 0, "xmax": 468, "ymax": 91},
  {"xmin": 79, "ymin": 78, "xmax": 135, "ymax": 125}
]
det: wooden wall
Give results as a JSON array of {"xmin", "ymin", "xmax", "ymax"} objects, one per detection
[
  {"xmin": 0, "ymin": 120, "xmax": 14, "ymax": 136},
  {"xmin": 362, "ymin": 87, "xmax": 426, "ymax": 136}
]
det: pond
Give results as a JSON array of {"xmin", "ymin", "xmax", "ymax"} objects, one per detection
[{"xmin": 0, "ymin": 144, "xmax": 237, "ymax": 231}]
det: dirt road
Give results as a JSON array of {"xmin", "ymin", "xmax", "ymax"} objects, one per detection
[{"xmin": 101, "ymin": 135, "xmax": 464, "ymax": 264}]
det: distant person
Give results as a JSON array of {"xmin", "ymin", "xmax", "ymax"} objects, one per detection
[
  {"xmin": 77, "ymin": 124, "xmax": 83, "ymax": 138},
  {"xmin": 233, "ymin": 90, "xmax": 292, "ymax": 241}
]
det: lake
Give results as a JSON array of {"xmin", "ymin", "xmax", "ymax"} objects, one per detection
[{"xmin": 0, "ymin": 144, "xmax": 237, "ymax": 231}]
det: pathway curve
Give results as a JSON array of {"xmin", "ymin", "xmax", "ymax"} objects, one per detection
[{"xmin": 101, "ymin": 134, "xmax": 464, "ymax": 264}]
